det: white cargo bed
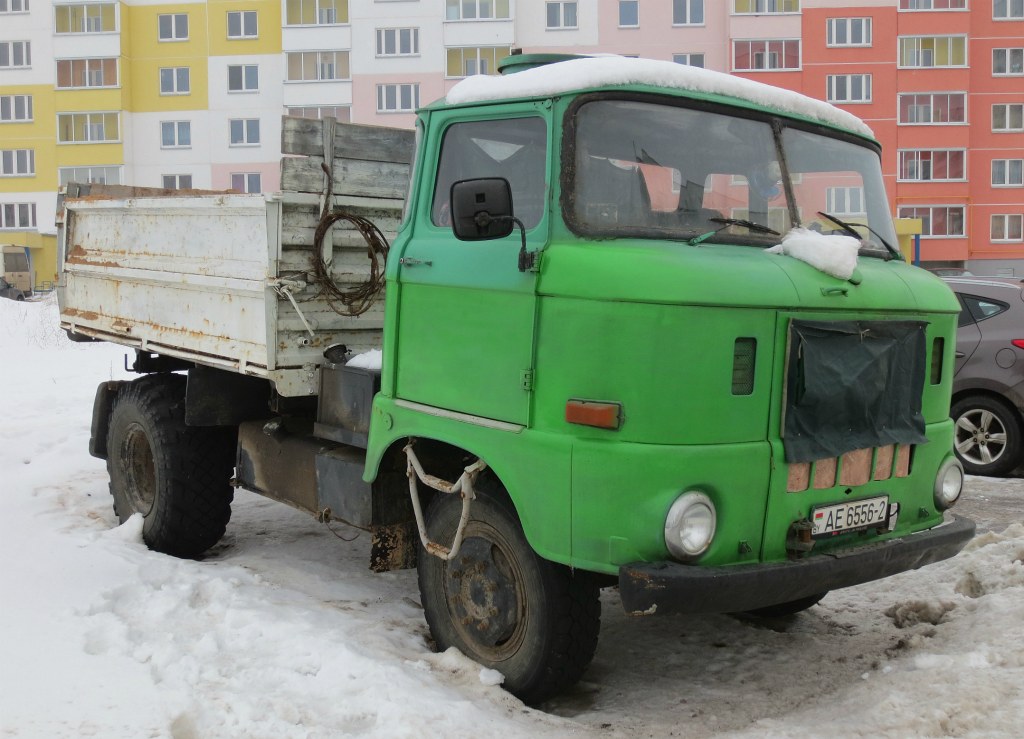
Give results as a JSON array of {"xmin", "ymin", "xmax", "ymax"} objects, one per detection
[{"xmin": 57, "ymin": 119, "xmax": 413, "ymax": 396}]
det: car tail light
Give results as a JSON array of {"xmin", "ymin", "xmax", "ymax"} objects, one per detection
[{"xmin": 1012, "ymin": 340, "xmax": 1024, "ymax": 350}]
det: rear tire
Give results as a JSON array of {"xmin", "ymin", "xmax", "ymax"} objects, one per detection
[
  {"xmin": 417, "ymin": 478, "xmax": 601, "ymax": 704},
  {"xmin": 951, "ymin": 394, "xmax": 1023, "ymax": 477},
  {"xmin": 107, "ymin": 374, "xmax": 235, "ymax": 558}
]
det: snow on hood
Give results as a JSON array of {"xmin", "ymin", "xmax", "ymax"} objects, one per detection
[
  {"xmin": 766, "ymin": 227, "xmax": 860, "ymax": 280},
  {"xmin": 446, "ymin": 56, "xmax": 874, "ymax": 139}
]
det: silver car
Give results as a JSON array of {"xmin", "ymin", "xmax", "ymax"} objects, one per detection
[{"xmin": 945, "ymin": 277, "xmax": 1024, "ymax": 476}]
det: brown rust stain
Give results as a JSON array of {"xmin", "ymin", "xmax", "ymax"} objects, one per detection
[{"xmin": 62, "ymin": 308, "xmax": 101, "ymax": 321}]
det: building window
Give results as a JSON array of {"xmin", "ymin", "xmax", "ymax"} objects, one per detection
[
  {"xmin": 376, "ymin": 28, "xmax": 419, "ymax": 56},
  {"xmin": 1, "ymin": 0, "xmax": 30, "ymax": 13},
  {"xmin": 992, "ymin": 214, "xmax": 1024, "ymax": 241},
  {"xmin": 672, "ymin": 53, "xmax": 705, "ymax": 67},
  {"xmin": 673, "ymin": 0, "xmax": 704, "ymax": 24},
  {"xmin": 286, "ymin": 0, "xmax": 347, "ymax": 24},
  {"xmin": 900, "ymin": 0, "xmax": 967, "ymax": 9},
  {"xmin": 445, "ymin": 0, "xmax": 510, "ymax": 20},
  {"xmin": 227, "ymin": 10, "xmax": 257, "ymax": 38},
  {"xmin": 0, "ymin": 41, "xmax": 30, "ymax": 69},
  {"xmin": 0, "ymin": 95, "xmax": 32, "ymax": 122},
  {"xmin": 158, "ymin": 13, "xmax": 188, "ymax": 41},
  {"xmin": 827, "ymin": 17, "xmax": 871, "ymax": 46},
  {"xmin": 733, "ymin": 40, "xmax": 800, "ymax": 71},
  {"xmin": 827, "ymin": 74, "xmax": 871, "ymax": 103},
  {"xmin": 57, "ymin": 58, "xmax": 118, "ymax": 89},
  {"xmin": 160, "ymin": 121, "xmax": 191, "ymax": 148},
  {"xmin": 734, "ymin": 0, "xmax": 799, "ymax": 12},
  {"xmin": 994, "ymin": 0, "xmax": 1024, "ymax": 19},
  {"xmin": 992, "ymin": 159, "xmax": 1024, "ymax": 186},
  {"xmin": 227, "ymin": 64, "xmax": 258, "ymax": 92},
  {"xmin": 898, "ymin": 93, "xmax": 967, "ymax": 124},
  {"xmin": 285, "ymin": 51, "xmax": 350, "ymax": 81},
  {"xmin": 229, "ymin": 118, "xmax": 260, "ymax": 146},
  {"xmin": 898, "ymin": 150, "xmax": 966, "ymax": 181},
  {"xmin": 619, "ymin": 0, "xmax": 638, "ymax": 26},
  {"xmin": 546, "ymin": 1, "xmax": 577, "ymax": 28},
  {"xmin": 377, "ymin": 83, "xmax": 419, "ymax": 112},
  {"xmin": 54, "ymin": 3, "xmax": 116, "ymax": 33},
  {"xmin": 57, "ymin": 112, "xmax": 119, "ymax": 143},
  {"xmin": 446, "ymin": 46, "xmax": 511, "ymax": 77},
  {"xmin": 59, "ymin": 165, "xmax": 121, "ymax": 185},
  {"xmin": 286, "ymin": 106, "xmax": 351, "ymax": 122},
  {"xmin": 231, "ymin": 173, "xmax": 261, "ymax": 193},
  {"xmin": 897, "ymin": 205, "xmax": 965, "ymax": 237},
  {"xmin": 0, "ymin": 202, "xmax": 36, "ymax": 229},
  {"xmin": 993, "ymin": 103, "xmax": 1024, "ymax": 132},
  {"xmin": 0, "ymin": 149, "xmax": 34, "ymax": 177},
  {"xmin": 162, "ymin": 174, "xmax": 193, "ymax": 189},
  {"xmin": 898, "ymin": 36, "xmax": 967, "ymax": 67},
  {"xmin": 159, "ymin": 67, "xmax": 190, "ymax": 95},
  {"xmin": 994, "ymin": 48, "xmax": 1024, "ymax": 75},
  {"xmin": 825, "ymin": 187, "xmax": 864, "ymax": 216}
]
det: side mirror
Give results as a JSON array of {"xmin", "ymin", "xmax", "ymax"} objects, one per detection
[{"xmin": 450, "ymin": 178, "xmax": 515, "ymax": 241}]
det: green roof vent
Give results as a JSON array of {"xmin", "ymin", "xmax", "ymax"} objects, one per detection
[{"xmin": 497, "ymin": 52, "xmax": 589, "ymax": 75}]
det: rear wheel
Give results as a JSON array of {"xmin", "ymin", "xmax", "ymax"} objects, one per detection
[
  {"xmin": 951, "ymin": 395, "xmax": 1023, "ymax": 476},
  {"xmin": 107, "ymin": 374, "xmax": 235, "ymax": 557},
  {"xmin": 417, "ymin": 479, "xmax": 601, "ymax": 704}
]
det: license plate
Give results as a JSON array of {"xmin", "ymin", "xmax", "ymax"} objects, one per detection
[{"xmin": 811, "ymin": 495, "xmax": 890, "ymax": 537}]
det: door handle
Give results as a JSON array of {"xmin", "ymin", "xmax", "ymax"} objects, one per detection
[
  {"xmin": 399, "ymin": 257, "xmax": 432, "ymax": 267},
  {"xmin": 955, "ymin": 351, "xmax": 965, "ymax": 358}
]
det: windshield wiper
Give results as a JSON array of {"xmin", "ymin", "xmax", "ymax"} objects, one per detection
[
  {"xmin": 687, "ymin": 217, "xmax": 780, "ymax": 246},
  {"xmin": 817, "ymin": 211, "xmax": 902, "ymax": 262}
]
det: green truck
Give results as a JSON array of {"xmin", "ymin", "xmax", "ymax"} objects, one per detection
[{"xmin": 58, "ymin": 54, "xmax": 974, "ymax": 703}]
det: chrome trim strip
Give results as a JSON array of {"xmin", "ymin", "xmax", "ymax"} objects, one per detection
[{"xmin": 394, "ymin": 399, "xmax": 525, "ymax": 433}]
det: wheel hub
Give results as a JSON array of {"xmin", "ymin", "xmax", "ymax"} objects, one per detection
[
  {"xmin": 445, "ymin": 537, "xmax": 521, "ymax": 651},
  {"xmin": 956, "ymin": 409, "xmax": 1007, "ymax": 465}
]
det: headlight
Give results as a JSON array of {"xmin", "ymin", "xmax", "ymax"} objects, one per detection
[
  {"xmin": 665, "ymin": 491, "xmax": 716, "ymax": 560},
  {"xmin": 934, "ymin": 457, "xmax": 964, "ymax": 510}
]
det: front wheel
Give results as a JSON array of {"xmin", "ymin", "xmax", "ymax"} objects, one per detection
[
  {"xmin": 951, "ymin": 395, "xmax": 1023, "ymax": 477},
  {"xmin": 417, "ymin": 480, "xmax": 601, "ymax": 704}
]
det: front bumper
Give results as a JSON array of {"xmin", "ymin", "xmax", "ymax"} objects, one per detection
[{"xmin": 619, "ymin": 514, "xmax": 976, "ymax": 615}]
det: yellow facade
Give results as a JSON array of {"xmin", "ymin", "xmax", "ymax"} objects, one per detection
[
  {"xmin": 0, "ymin": 85, "xmax": 57, "ymax": 194},
  {"xmin": 208, "ymin": 0, "xmax": 282, "ymax": 57},
  {"xmin": 123, "ymin": 2, "xmax": 210, "ymax": 113}
]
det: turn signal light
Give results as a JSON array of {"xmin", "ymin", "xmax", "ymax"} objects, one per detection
[{"xmin": 565, "ymin": 399, "xmax": 623, "ymax": 430}]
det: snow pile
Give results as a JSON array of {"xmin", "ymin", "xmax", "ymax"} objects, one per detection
[
  {"xmin": 766, "ymin": 227, "xmax": 860, "ymax": 280},
  {"xmin": 446, "ymin": 56, "xmax": 874, "ymax": 139},
  {"xmin": 347, "ymin": 348, "xmax": 382, "ymax": 370}
]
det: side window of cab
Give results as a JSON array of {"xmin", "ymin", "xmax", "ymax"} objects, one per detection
[{"xmin": 430, "ymin": 117, "xmax": 547, "ymax": 230}]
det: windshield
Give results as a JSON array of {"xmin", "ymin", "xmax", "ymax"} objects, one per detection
[{"xmin": 566, "ymin": 98, "xmax": 896, "ymax": 252}]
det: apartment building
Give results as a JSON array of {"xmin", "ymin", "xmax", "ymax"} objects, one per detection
[{"xmin": 1, "ymin": 0, "xmax": 1022, "ymax": 288}]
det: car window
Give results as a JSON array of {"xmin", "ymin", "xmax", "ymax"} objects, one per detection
[{"xmin": 959, "ymin": 293, "xmax": 1009, "ymax": 323}]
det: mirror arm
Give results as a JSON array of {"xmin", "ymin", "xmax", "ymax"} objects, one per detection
[{"xmin": 474, "ymin": 212, "xmax": 534, "ymax": 273}]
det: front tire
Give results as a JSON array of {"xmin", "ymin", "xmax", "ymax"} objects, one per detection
[
  {"xmin": 417, "ymin": 479, "xmax": 601, "ymax": 704},
  {"xmin": 107, "ymin": 374, "xmax": 235, "ymax": 557},
  {"xmin": 951, "ymin": 395, "xmax": 1023, "ymax": 476}
]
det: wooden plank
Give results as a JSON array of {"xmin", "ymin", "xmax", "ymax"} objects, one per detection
[
  {"xmin": 839, "ymin": 448, "xmax": 872, "ymax": 487},
  {"xmin": 787, "ymin": 463, "xmax": 810, "ymax": 493},
  {"xmin": 812, "ymin": 457, "xmax": 837, "ymax": 489},
  {"xmin": 280, "ymin": 156, "xmax": 410, "ymax": 198},
  {"xmin": 281, "ymin": 117, "xmax": 415, "ymax": 164}
]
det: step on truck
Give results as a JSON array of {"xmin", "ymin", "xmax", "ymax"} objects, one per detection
[{"xmin": 58, "ymin": 54, "xmax": 975, "ymax": 704}]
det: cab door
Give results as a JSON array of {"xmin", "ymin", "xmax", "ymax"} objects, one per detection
[{"xmin": 393, "ymin": 110, "xmax": 550, "ymax": 425}]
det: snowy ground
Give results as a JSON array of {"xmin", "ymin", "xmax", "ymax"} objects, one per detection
[{"xmin": 3, "ymin": 296, "xmax": 1024, "ymax": 738}]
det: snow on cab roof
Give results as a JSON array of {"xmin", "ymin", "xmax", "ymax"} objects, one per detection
[{"xmin": 446, "ymin": 56, "xmax": 874, "ymax": 140}]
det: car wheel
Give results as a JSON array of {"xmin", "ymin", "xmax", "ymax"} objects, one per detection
[
  {"xmin": 951, "ymin": 395, "xmax": 1024, "ymax": 477},
  {"xmin": 417, "ymin": 478, "xmax": 601, "ymax": 704}
]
